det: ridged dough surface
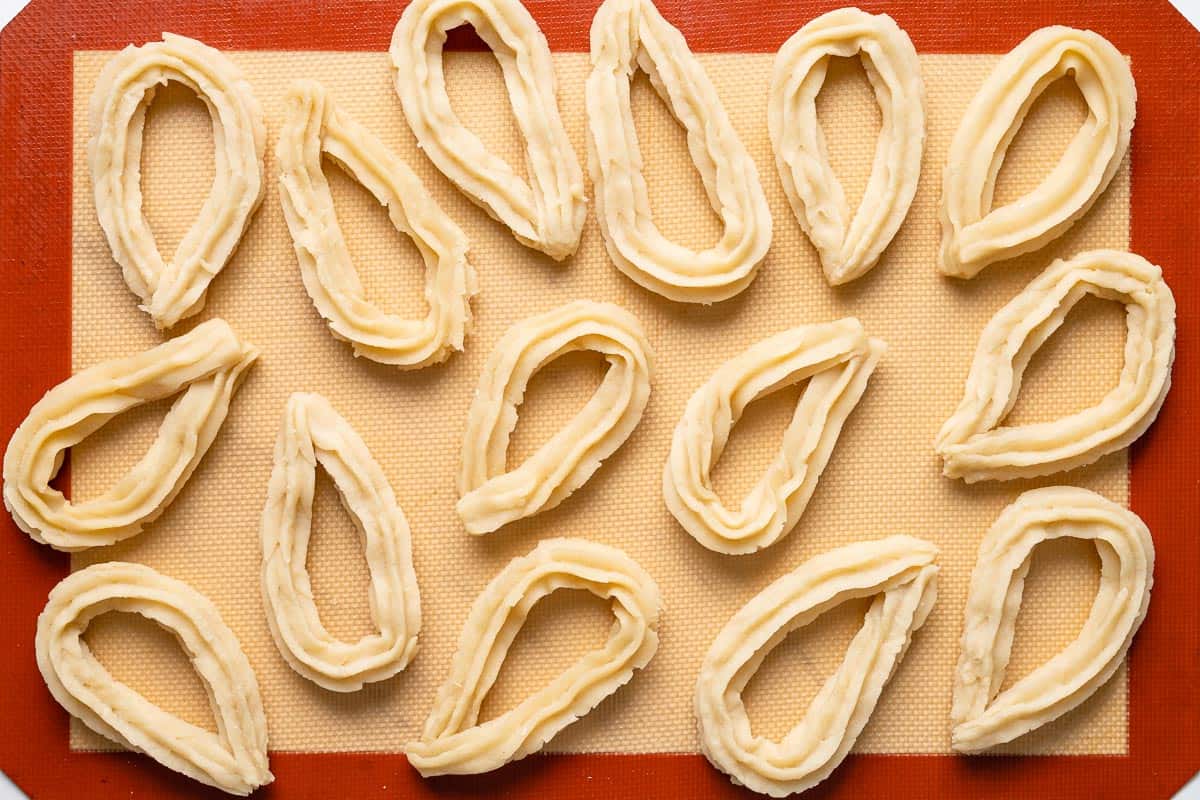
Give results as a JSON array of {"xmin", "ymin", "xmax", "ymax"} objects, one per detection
[
  {"xmin": 458, "ymin": 300, "xmax": 653, "ymax": 534},
  {"xmin": 936, "ymin": 249, "xmax": 1174, "ymax": 482},
  {"xmin": 770, "ymin": 7, "xmax": 925, "ymax": 286},
  {"xmin": 36, "ymin": 562, "xmax": 272, "ymax": 795},
  {"xmin": 88, "ymin": 33, "xmax": 266, "ymax": 329},
  {"xmin": 407, "ymin": 537, "xmax": 661, "ymax": 775},
  {"xmin": 390, "ymin": 0, "xmax": 585, "ymax": 259},
  {"xmin": 939, "ymin": 26, "xmax": 1135, "ymax": 278},
  {"xmin": 586, "ymin": 0, "xmax": 772, "ymax": 303},
  {"xmin": 952, "ymin": 487, "xmax": 1153, "ymax": 752},
  {"xmin": 664, "ymin": 317, "xmax": 884, "ymax": 554},
  {"xmin": 3, "ymin": 318, "xmax": 257, "ymax": 551},
  {"xmin": 697, "ymin": 536, "xmax": 938, "ymax": 796},
  {"xmin": 277, "ymin": 80, "xmax": 476, "ymax": 368},
  {"xmin": 260, "ymin": 392, "xmax": 421, "ymax": 692}
]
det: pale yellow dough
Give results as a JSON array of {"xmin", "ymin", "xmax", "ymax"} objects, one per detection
[
  {"xmin": 952, "ymin": 486, "xmax": 1153, "ymax": 752},
  {"xmin": 769, "ymin": 7, "xmax": 925, "ymax": 286},
  {"xmin": 936, "ymin": 249, "xmax": 1175, "ymax": 482},
  {"xmin": 457, "ymin": 300, "xmax": 653, "ymax": 534},
  {"xmin": 664, "ymin": 318, "xmax": 884, "ymax": 554},
  {"xmin": 3, "ymin": 318, "xmax": 258, "ymax": 551},
  {"xmin": 586, "ymin": 0, "xmax": 773, "ymax": 303},
  {"xmin": 277, "ymin": 81, "xmax": 477, "ymax": 369},
  {"xmin": 88, "ymin": 33, "xmax": 266, "ymax": 329},
  {"xmin": 696, "ymin": 536, "xmax": 938, "ymax": 797},
  {"xmin": 939, "ymin": 26, "xmax": 1135, "ymax": 278},
  {"xmin": 260, "ymin": 393, "xmax": 421, "ymax": 693},
  {"xmin": 407, "ymin": 537, "xmax": 661, "ymax": 776},
  {"xmin": 37, "ymin": 562, "xmax": 272, "ymax": 795},
  {"xmin": 390, "ymin": 0, "xmax": 585, "ymax": 260}
]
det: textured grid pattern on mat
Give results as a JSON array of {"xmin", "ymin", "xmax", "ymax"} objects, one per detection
[{"xmin": 69, "ymin": 50, "xmax": 1130, "ymax": 754}]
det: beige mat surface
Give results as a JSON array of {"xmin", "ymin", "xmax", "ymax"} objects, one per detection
[{"xmin": 68, "ymin": 48, "xmax": 1130, "ymax": 754}]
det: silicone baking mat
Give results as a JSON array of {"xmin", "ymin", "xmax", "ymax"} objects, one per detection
[
  {"xmin": 1, "ymin": 1, "xmax": 1198, "ymax": 798},
  {"xmin": 67, "ymin": 47, "xmax": 1133, "ymax": 755}
]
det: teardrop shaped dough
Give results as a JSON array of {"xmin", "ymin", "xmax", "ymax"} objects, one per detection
[
  {"xmin": 665, "ymin": 317, "xmax": 884, "ymax": 554},
  {"xmin": 939, "ymin": 26, "xmax": 1135, "ymax": 278},
  {"xmin": 260, "ymin": 392, "xmax": 421, "ymax": 692},
  {"xmin": 3, "ymin": 318, "xmax": 258, "ymax": 551},
  {"xmin": 952, "ymin": 486, "xmax": 1153, "ymax": 752},
  {"xmin": 88, "ymin": 33, "xmax": 266, "ymax": 329},
  {"xmin": 407, "ymin": 537, "xmax": 661, "ymax": 776},
  {"xmin": 457, "ymin": 300, "xmax": 653, "ymax": 534},
  {"xmin": 37, "ymin": 562, "xmax": 272, "ymax": 795},
  {"xmin": 586, "ymin": 0, "xmax": 773, "ymax": 302},
  {"xmin": 277, "ymin": 80, "xmax": 476, "ymax": 369},
  {"xmin": 936, "ymin": 249, "xmax": 1175, "ymax": 482},
  {"xmin": 696, "ymin": 535, "xmax": 938, "ymax": 796},
  {"xmin": 769, "ymin": 7, "xmax": 925, "ymax": 285},
  {"xmin": 390, "ymin": 0, "xmax": 585, "ymax": 260}
]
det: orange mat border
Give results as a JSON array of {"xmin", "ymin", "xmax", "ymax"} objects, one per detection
[{"xmin": 1, "ymin": 1, "xmax": 1198, "ymax": 797}]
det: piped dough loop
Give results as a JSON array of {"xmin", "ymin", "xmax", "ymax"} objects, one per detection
[
  {"xmin": 3, "ymin": 318, "xmax": 258, "ymax": 551},
  {"xmin": 936, "ymin": 249, "xmax": 1175, "ymax": 482},
  {"xmin": 390, "ymin": 0, "xmax": 585, "ymax": 260},
  {"xmin": 260, "ymin": 393, "xmax": 421, "ymax": 692},
  {"xmin": 951, "ymin": 486, "xmax": 1153, "ymax": 752},
  {"xmin": 457, "ymin": 300, "xmax": 653, "ymax": 534},
  {"xmin": 769, "ymin": 7, "xmax": 925, "ymax": 286},
  {"xmin": 664, "ymin": 318, "xmax": 885, "ymax": 554},
  {"xmin": 586, "ymin": 0, "xmax": 773, "ymax": 303},
  {"xmin": 277, "ymin": 80, "xmax": 477, "ymax": 369},
  {"xmin": 407, "ymin": 537, "xmax": 661, "ymax": 775},
  {"xmin": 939, "ymin": 26, "xmax": 1135, "ymax": 278},
  {"xmin": 88, "ymin": 33, "xmax": 266, "ymax": 329},
  {"xmin": 696, "ymin": 535, "xmax": 938, "ymax": 796},
  {"xmin": 36, "ymin": 562, "xmax": 272, "ymax": 795}
]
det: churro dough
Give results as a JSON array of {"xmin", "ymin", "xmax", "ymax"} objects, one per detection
[
  {"xmin": 936, "ymin": 249, "xmax": 1174, "ymax": 482},
  {"xmin": 88, "ymin": 33, "xmax": 266, "ymax": 329},
  {"xmin": 407, "ymin": 537, "xmax": 661, "ymax": 775},
  {"xmin": 769, "ymin": 8, "xmax": 925, "ymax": 286},
  {"xmin": 457, "ymin": 300, "xmax": 652, "ymax": 534},
  {"xmin": 586, "ymin": 0, "xmax": 773, "ymax": 303},
  {"xmin": 952, "ymin": 487, "xmax": 1153, "ymax": 752},
  {"xmin": 939, "ymin": 26, "xmax": 1135, "ymax": 278},
  {"xmin": 390, "ymin": 0, "xmax": 585, "ymax": 260},
  {"xmin": 664, "ymin": 318, "xmax": 884, "ymax": 554},
  {"xmin": 277, "ymin": 81, "xmax": 476, "ymax": 369},
  {"xmin": 36, "ymin": 562, "xmax": 272, "ymax": 795},
  {"xmin": 260, "ymin": 393, "xmax": 421, "ymax": 692},
  {"xmin": 696, "ymin": 536, "xmax": 938, "ymax": 796},
  {"xmin": 3, "ymin": 319, "xmax": 257, "ymax": 551}
]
